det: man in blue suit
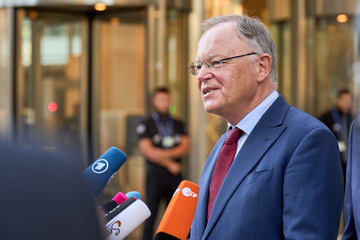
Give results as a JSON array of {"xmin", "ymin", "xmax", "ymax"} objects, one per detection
[
  {"xmin": 342, "ymin": 116, "xmax": 360, "ymax": 239},
  {"xmin": 187, "ymin": 15, "xmax": 344, "ymax": 239}
]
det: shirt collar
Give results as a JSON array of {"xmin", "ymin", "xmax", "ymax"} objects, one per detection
[{"xmin": 228, "ymin": 90, "xmax": 279, "ymax": 135}]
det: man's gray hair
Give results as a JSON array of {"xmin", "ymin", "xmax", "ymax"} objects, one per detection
[{"xmin": 201, "ymin": 15, "xmax": 277, "ymax": 87}]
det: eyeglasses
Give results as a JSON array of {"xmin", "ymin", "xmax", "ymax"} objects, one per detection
[{"xmin": 187, "ymin": 52, "xmax": 258, "ymax": 76}]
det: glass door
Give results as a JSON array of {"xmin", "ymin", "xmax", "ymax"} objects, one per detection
[
  {"xmin": 16, "ymin": 9, "xmax": 89, "ymax": 168},
  {"xmin": 316, "ymin": 17, "xmax": 355, "ymax": 117},
  {"xmin": 92, "ymin": 9, "xmax": 146, "ymax": 239},
  {"xmin": 92, "ymin": 9, "xmax": 146, "ymax": 200}
]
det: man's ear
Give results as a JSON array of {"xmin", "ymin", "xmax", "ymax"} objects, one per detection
[{"xmin": 257, "ymin": 53, "xmax": 272, "ymax": 82}]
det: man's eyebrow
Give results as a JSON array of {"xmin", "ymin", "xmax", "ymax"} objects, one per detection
[
  {"xmin": 196, "ymin": 54, "xmax": 224, "ymax": 61},
  {"xmin": 207, "ymin": 54, "xmax": 224, "ymax": 59}
]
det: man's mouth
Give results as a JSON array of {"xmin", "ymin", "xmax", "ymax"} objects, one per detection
[{"xmin": 204, "ymin": 89, "xmax": 216, "ymax": 95}]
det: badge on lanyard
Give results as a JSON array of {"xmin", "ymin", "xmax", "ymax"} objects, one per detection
[
  {"xmin": 338, "ymin": 141, "xmax": 346, "ymax": 152},
  {"xmin": 153, "ymin": 113, "xmax": 175, "ymax": 148},
  {"xmin": 162, "ymin": 136, "xmax": 175, "ymax": 148}
]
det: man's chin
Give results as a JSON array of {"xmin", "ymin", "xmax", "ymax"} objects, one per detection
[{"xmin": 203, "ymin": 104, "xmax": 219, "ymax": 114}]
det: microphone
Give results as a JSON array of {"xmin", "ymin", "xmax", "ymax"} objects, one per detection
[
  {"xmin": 104, "ymin": 197, "xmax": 137, "ymax": 222},
  {"xmin": 101, "ymin": 192, "xmax": 128, "ymax": 214},
  {"xmin": 125, "ymin": 191, "xmax": 141, "ymax": 200},
  {"xmin": 82, "ymin": 147, "xmax": 127, "ymax": 199},
  {"xmin": 105, "ymin": 199, "xmax": 151, "ymax": 240},
  {"xmin": 154, "ymin": 180, "xmax": 199, "ymax": 240}
]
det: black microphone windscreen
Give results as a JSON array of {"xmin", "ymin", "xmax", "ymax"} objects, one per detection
[
  {"xmin": 101, "ymin": 200, "xmax": 118, "ymax": 214},
  {"xmin": 154, "ymin": 232, "xmax": 181, "ymax": 240},
  {"xmin": 104, "ymin": 197, "xmax": 136, "ymax": 222}
]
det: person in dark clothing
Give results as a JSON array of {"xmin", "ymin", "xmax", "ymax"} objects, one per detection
[
  {"xmin": 137, "ymin": 87, "xmax": 190, "ymax": 240},
  {"xmin": 319, "ymin": 89, "xmax": 353, "ymax": 184},
  {"xmin": 0, "ymin": 144, "xmax": 105, "ymax": 240}
]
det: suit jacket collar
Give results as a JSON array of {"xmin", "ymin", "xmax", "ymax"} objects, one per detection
[{"xmin": 198, "ymin": 95, "xmax": 290, "ymax": 240}]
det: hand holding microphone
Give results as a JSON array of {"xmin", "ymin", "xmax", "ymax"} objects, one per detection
[{"xmin": 154, "ymin": 180, "xmax": 199, "ymax": 240}]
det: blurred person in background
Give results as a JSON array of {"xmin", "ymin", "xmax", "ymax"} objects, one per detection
[
  {"xmin": 320, "ymin": 89, "xmax": 354, "ymax": 184},
  {"xmin": 136, "ymin": 87, "xmax": 190, "ymax": 240}
]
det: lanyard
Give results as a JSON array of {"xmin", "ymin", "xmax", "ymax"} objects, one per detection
[
  {"xmin": 152, "ymin": 113, "xmax": 174, "ymax": 137},
  {"xmin": 330, "ymin": 107, "xmax": 347, "ymax": 139}
]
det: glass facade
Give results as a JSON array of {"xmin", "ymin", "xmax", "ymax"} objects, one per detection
[
  {"xmin": 94, "ymin": 10, "xmax": 147, "ymax": 204},
  {"xmin": 0, "ymin": 9, "xmax": 12, "ymax": 143},
  {"xmin": 316, "ymin": 17, "xmax": 356, "ymax": 116},
  {"xmin": 16, "ymin": 9, "xmax": 88, "ymax": 167}
]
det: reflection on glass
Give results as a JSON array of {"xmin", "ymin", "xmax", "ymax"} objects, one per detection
[
  {"xmin": 97, "ymin": 12, "xmax": 146, "ymax": 209},
  {"xmin": 271, "ymin": 22, "xmax": 292, "ymax": 104},
  {"xmin": 317, "ymin": 18, "xmax": 354, "ymax": 117},
  {"xmin": 18, "ymin": 12, "xmax": 86, "ymax": 166},
  {"xmin": 0, "ymin": 9, "xmax": 11, "ymax": 143},
  {"xmin": 167, "ymin": 9, "xmax": 187, "ymax": 119}
]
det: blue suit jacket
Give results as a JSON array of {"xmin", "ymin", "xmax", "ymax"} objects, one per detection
[
  {"xmin": 342, "ymin": 116, "xmax": 360, "ymax": 239},
  {"xmin": 190, "ymin": 96, "xmax": 344, "ymax": 240}
]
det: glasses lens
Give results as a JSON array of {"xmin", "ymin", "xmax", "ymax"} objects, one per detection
[
  {"xmin": 194, "ymin": 61, "xmax": 203, "ymax": 75},
  {"xmin": 210, "ymin": 60, "xmax": 222, "ymax": 69},
  {"xmin": 188, "ymin": 62, "xmax": 197, "ymax": 75}
]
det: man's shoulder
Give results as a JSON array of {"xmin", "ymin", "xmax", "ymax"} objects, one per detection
[
  {"xmin": 266, "ymin": 96, "xmax": 329, "ymax": 133},
  {"xmin": 285, "ymin": 106, "xmax": 332, "ymax": 135},
  {"xmin": 172, "ymin": 117, "xmax": 186, "ymax": 125},
  {"xmin": 138, "ymin": 116, "xmax": 156, "ymax": 129},
  {"xmin": 318, "ymin": 110, "xmax": 333, "ymax": 123}
]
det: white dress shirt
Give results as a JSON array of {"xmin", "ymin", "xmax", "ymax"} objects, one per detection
[{"xmin": 228, "ymin": 90, "xmax": 279, "ymax": 157}]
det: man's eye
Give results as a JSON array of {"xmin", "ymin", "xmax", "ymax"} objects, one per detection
[
  {"xmin": 212, "ymin": 60, "xmax": 221, "ymax": 67},
  {"xmin": 194, "ymin": 63, "xmax": 202, "ymax": 70}
]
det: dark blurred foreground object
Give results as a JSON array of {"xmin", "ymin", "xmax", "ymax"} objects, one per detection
[{"xmin": 0, "ymin": 145, "xmax": 104, "ymax": 240}]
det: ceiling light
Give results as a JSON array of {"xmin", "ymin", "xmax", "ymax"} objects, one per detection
[
  {"xmin": 337, "ymin": 14, "xmax": 348, "ymax": 23},
  {"xmin": 95, "ymin": 3, "xmax": 106, "ymax": 11}
]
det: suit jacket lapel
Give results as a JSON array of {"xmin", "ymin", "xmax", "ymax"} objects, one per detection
[
  {"xmin": 194, "ymin": 134, "xmax": 227, "ymax": 240},
  {"xmin": 202, "ymin": 95, "xmax": 290, "ymax": 239}
]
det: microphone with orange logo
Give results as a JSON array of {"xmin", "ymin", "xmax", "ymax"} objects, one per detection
[{"xmin": 154, "ymin": 180, "xmax": 200, "ymax": 240}]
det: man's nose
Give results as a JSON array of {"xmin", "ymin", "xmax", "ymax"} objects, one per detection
[{"xmin": 197, "ymin": 64, "xmax": 213, "ymax": 82}]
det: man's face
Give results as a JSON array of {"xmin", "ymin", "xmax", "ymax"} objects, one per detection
[
  {"xmin": 196, "ymin": 22, "xmax": 259, "ymax": 122},
  {"xmin": 153, "ymin": 92, "xmax": 171, "ymax": 115},
  {"xmin": 337, "ymin": 93, "xmax": 352, "ymax": 113}
]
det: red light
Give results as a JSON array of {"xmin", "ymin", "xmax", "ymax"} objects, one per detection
[{"xmin": 48, "ymin": 102, "xmax": 58, "ymax": 112}]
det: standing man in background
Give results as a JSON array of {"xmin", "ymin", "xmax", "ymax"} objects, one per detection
[
  {"xmin": 188, "ymin": 14, "xmax": 343, "ymax": 239},
  {"xmin": 137, "ymin": 87, "xmax": 190, "ymax": 240},
  {"xmin": 342, "ymin": 116, "xmax": 360, "ymax": 239},
  {"xmin": 320, "ymin": 89, "xmax": 353, "ymax": 183}
]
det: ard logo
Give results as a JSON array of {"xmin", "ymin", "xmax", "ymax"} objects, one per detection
[{"xmin": 92, "ymin": 159, "xmax": 109, "ymax": 174}]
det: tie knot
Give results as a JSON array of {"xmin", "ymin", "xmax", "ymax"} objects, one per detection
[{"xmin": 226, "ymin": 127, "xmax": 242, "ymax": 143}]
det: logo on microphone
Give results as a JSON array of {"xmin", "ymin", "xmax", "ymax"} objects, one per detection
[
  {"xmin": 173, "ymin": 188, "xmax": 180, "ymax": 197},
  {"xmin": 182, "ymin": 187, "xmax": 198, "ymax": 198},
  {"xmin": 107, "ymin": 221, "xmax": 121, "ymax": 237},
  {"xmin": 92, "ymin": 159, "xmax": 109, "ymax": 174}
]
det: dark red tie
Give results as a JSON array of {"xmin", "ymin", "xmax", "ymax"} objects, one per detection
[{"xmin": 207, "ymin": 127, "xmax": 242, "ymax": 221}]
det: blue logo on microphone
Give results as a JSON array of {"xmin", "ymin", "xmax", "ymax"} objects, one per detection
[{"xmin": 92, "ymin": 159, "xmax": 109, "ymax": 174}]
